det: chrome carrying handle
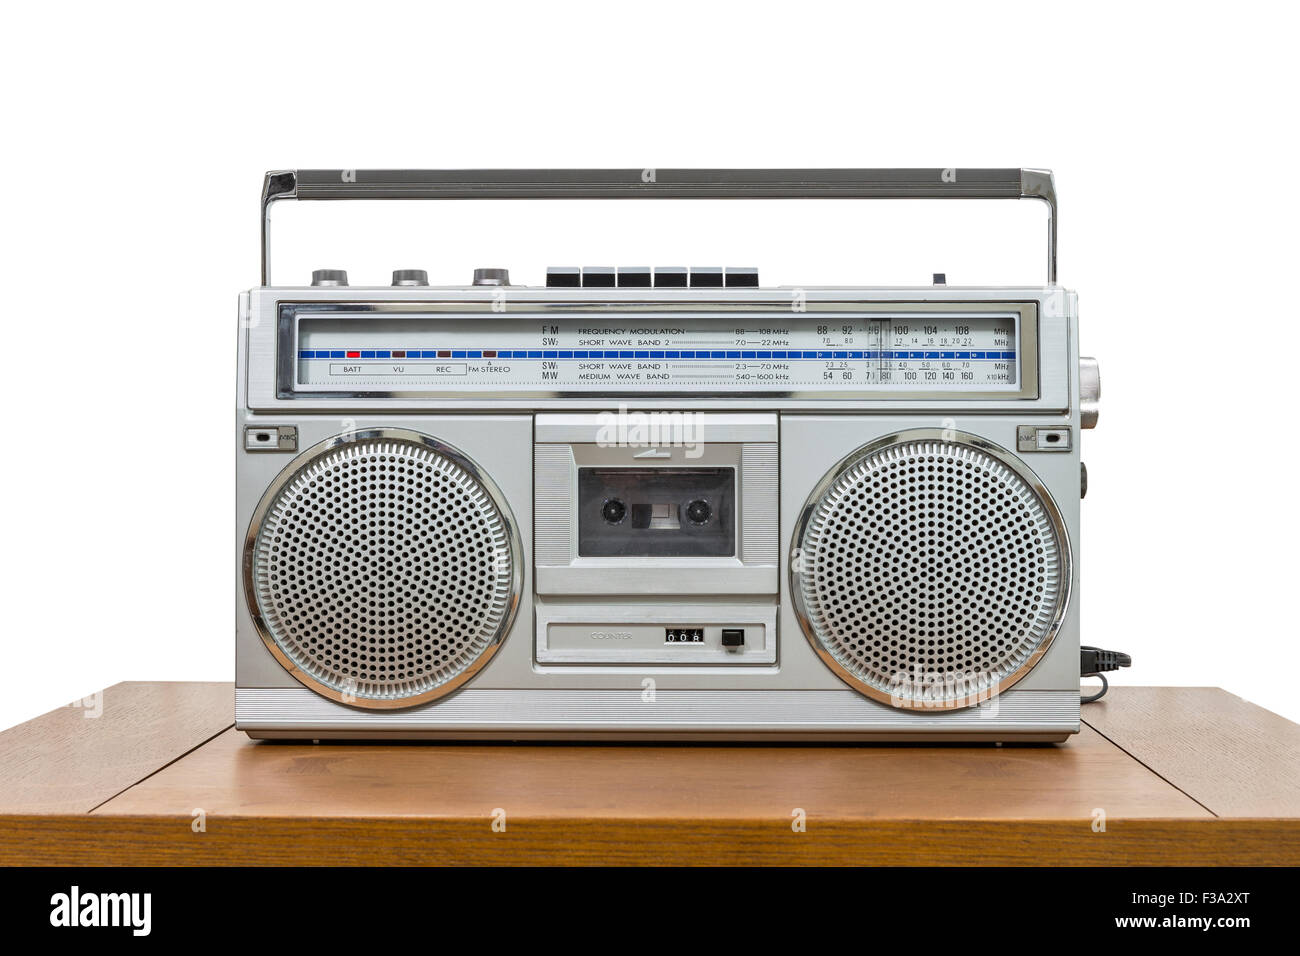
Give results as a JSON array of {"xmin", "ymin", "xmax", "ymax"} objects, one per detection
[{"xmin": 260, "ymin": 168, "xmax": 1057, "ymax": 285}]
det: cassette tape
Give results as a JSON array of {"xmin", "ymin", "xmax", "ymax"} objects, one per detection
[{"xmin": 578, "ymin": 467, "xmax": 735, "ymax": 557}]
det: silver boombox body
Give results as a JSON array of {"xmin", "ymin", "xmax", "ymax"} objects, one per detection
[{"xmin": 237, "ymin": 168, "xmax": 1097, "ymax": 742}]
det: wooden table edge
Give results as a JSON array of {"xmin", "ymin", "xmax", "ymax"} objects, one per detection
[{"xmin": 3, "ymin": 814, "xmax": 1298, "ymax": 866}]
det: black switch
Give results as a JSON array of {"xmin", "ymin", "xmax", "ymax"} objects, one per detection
[
  {"xmin": 583, "ymin": 267, "xmax": 616, "ymax": 287},
  {"xmin": 725, "ymin": 267, "xmax": 759, "ymax": 287},
  {"xmin": 721, "ymin": 628, "xmax": 745, "ymax": 648},
  {"xmin": 654, "ymin": 267, "xmax": 688, "ymax": 288},
  {"xmin": 546, "ymin": 267, "xmax": 581, "ymax": 288},
  {"xmin": 690, "ymin": 267, "xmax": 723, "ymax": 288},
  {"xmin": 617, "ymin": 267, "xmax": 651, "ymax": 287}
]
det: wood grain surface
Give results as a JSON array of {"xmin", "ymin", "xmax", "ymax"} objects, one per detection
[
  {"xmin": 2, "ymin": 683, "xmax": 1298, "ymax": 865},
  {"xmin": 96, "ymin": 725, "xmax": 1204, "ymax": 821},
  {"xmin": 1081, "ymin": 686, "xmax": 1300, "ymax": 818},
  {"xmin": 0, "ymin": 682, "xmax": 232, "ymax": 814}
]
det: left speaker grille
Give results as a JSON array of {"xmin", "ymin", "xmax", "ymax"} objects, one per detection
[{"xmin": 247, "ymin": 432, "xmax": 518, "ymax": 708}]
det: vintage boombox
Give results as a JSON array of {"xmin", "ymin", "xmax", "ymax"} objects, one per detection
[{"xmin": 237, "ymin": 168, "xmax": 1098, "ymax": 741}]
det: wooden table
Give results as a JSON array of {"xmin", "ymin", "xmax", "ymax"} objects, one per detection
[{"xmin": 1, "ymin": 683, "xmax": 1297, "ymax": 865}]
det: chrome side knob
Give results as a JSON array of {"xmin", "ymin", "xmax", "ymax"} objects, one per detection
[
  {"xmin": 1079, "ymin": 356, "xmax": 1100, "ymax": 429},
  {"xmin": 392, "ymin": 269, "xmax": 429, "ymax": 286},
  {"xmin": 311, "ymin": 269, "xmax": 348, "ymax": 287}
]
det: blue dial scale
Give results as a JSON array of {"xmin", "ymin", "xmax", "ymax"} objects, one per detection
[{"xmin": 295, "ymin": 313, "xmax": 1018, "ymax": 391}]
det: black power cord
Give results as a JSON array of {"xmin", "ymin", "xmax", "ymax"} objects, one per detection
[{"xmin": 1080, "ymin": 645, "xmax": 1132, "ymax": 703}]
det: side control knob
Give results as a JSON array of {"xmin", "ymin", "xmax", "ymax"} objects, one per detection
[
  {"xmin": 392, "ymin": 269, "xmax": 428, "ymax": 286},
  {"xmin": 472, "ymin": 268, "xmax": 510, "ymax": 286},
  {"xmin": 1080, "ymin": 462, "xmax": 1088, "ymax": 499},
  {"xmin": 311, "ymin": 269, "xmax": 348, "ymax": 287},
  {"xmin": 1080, "ymin": 356, "xmax": 1100, "ymax": 428}
]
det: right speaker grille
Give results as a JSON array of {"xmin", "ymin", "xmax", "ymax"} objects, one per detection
[{"xmin": 792, "ymin": 431, "xmax": 1069, "ymax": 710}]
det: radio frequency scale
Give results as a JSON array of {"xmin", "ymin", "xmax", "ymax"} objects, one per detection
[{"xmin": 291, "ymin": 313, "xmax": 1021, "ymax": 391}]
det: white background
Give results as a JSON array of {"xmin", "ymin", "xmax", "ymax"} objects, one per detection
[{"xmin": 3, "ymin": 2, "xmax": 1297, "ymax": 729}]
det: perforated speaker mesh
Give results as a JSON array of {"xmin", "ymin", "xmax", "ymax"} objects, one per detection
[
  {"xmin": 246, "ymin": 431, "xmax": 519, "ymax": 708},
  {"xmin": 792, "ymin": 431, "xmax": 1068, "ymax": 710}
]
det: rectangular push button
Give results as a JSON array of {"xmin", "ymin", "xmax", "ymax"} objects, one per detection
[
  {"xmin": 617, "ymin": 267, "xmax": 651, "ymax": 287},
  {"xmin": 654, "ymin": 267, "xmax": 687, "ymax": 288},
  {"xmin": 690, "ymin": 267, "xmax": 723, "ymax": 288},
  {"xmin": 721, "ymin": 628, "xmax": 745, "ymax": 648},
  {"xmin": 546, "ymin": 267, "xmax": 581, "ymax": 288},
  {"xmin": 582, "ymin": 267, "xmax": 616, "ymax": 287}
]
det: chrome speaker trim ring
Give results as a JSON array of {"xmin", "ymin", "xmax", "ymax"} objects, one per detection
[
  {"xmin": 789, "ymin": 427, "xmax": 1072, "ymax": 712},
  {"xmin": 242, "ymin": 427, "xmax": 523, "ymax": 710}
]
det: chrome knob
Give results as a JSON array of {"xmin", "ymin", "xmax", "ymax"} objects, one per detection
[
  {"xmin": 392, "ymin": 269, "xmax": 429, "ymax": 286},
  {"xmin": 472, "ymin": 268, "xmax": 510, "ymax": 286},
  {"xmin": 311, "ymin": 269, "xmax": 348, "ymax": 287}
]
